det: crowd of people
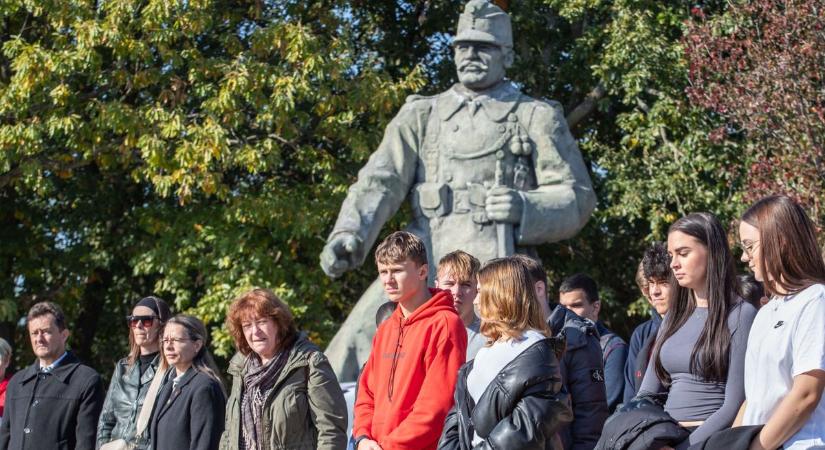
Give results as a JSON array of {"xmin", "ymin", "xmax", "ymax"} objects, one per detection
[{"xmin": 0, "ymin": 194, "xmax": 821, "ymax": 450}]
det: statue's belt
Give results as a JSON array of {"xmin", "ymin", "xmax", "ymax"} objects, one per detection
[{"xmin": 413, "ymin": 182, "xmax": 494, "ymax": 224}]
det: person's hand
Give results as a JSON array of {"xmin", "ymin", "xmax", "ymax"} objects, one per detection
[
  {"xmin": 357, "ymin": 438, "xmax": 383, "ymax": 450},
  {"xmin": 485, "ymin": 186, "xmax": 523, "ymax": 224},
  {"xmin": 320, "ymin": 233, "xmax": 363, "ymax": 278}
]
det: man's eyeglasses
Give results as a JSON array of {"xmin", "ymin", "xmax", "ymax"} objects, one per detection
[{"xmin": 126, "ymin": 315, "xmax": 157, "ymax": 328}]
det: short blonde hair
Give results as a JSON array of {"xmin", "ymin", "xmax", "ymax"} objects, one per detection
[
  {"xmin": 437, "ymin": 250, "xmax": 480, "ymax": 283},
  {"xmin": 375, "ymin": 231, "xmax": 428, "ymax": 266},
  {"xmin": 478, "ymin": 257, "xmax": 550, "ymax": 343}
]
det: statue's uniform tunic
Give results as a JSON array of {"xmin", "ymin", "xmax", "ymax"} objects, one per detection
[
  {"xmin": 325, "ymin": 81, "xmax": 596, "ymax": 381},
  {"xmin": 330, "ymin": 81, "xmax": 596, "ymax": 269}
]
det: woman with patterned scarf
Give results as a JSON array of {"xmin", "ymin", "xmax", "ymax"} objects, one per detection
[{"xmin": 220, "ymin": 288, "xmax": 347, "ymax": 450}]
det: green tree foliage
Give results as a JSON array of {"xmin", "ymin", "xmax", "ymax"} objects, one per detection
[
  {"xmin": 2, "ymin": 0, "xmax": 801, "ymax": 373},
  {"xmin": 0, "ymin": 0, "xmax": 423, "ymax": 370}
]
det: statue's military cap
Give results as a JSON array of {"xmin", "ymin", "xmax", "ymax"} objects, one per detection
[{"xmin": 455, "ymin": 0, "xmax": 513, "ymax": 49}]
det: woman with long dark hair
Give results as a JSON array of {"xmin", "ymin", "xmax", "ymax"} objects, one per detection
[
  {"xmin": 738, "ymin": 195, "xmax": 825, "ymax": 449},
  {"xmin": 151, "ymin": 314, "xmax": 226, "ymax": 450},
  {"xmin": 638, "ymin": 212, "xmax": 757, "ymax": 447},
  {"xmin": 97, "ymin": 296, "xmax": 172, "ymax": 449}
]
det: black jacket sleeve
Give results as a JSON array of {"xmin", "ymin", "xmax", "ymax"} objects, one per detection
[
  {"xmin": 77, "ymin": 371, "xmax": 105, "ymax": 450},
  {"xmin": 188, "ymin": 381, "xmax": 225, "ymax": 450},
  {"xmin": 561, "ymin": 336, "xmax": 609, "ymax": 450}
]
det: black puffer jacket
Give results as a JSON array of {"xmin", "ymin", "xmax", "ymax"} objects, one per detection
[
  {"xmin": 437, "ymin": 338, "xmax": 573, "ymax": 450},
  {"xmin": 548, "ymin": 305, "xmax": 609, "ymax": 450},
  {"xmin": 594, "ymin": 403, "xmax": 689, "ymax": 450}
]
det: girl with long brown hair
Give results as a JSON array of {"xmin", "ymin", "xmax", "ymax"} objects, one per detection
[
  {"xmin": 738, "ymin": 195, "xmax": 825, "ymax": 450},
  {"xmin": 638, "ymin": 212, "xmax": 757, "ymax": 448}
]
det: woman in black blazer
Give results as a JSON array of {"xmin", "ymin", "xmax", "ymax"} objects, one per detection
[{"xmin": 151, "ymin": 315, "xmax": 226, "ymax": 450}]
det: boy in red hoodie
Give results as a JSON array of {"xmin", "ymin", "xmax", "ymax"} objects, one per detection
[{"xmin": 353, "ymin": 231, "xmax": 468, "ymax": 450}]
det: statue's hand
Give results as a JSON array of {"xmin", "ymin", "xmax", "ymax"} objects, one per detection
[
  {"xmin": 320, "ymin": 233, "xmax": 363, "ymax": 278},
  {"xmin": 485, "ymin": 186, "xmax": 523, "ymax": 224}
]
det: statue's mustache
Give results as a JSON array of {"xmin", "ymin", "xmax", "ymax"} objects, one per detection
[{"xmin": 459, "ymin": 61, "xmax": 488, "ymax": 71}]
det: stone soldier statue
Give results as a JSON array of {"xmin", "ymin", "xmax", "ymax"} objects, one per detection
[{"xmin": 321, "ymin": 0, "xmax": 596, "ymax": 381}]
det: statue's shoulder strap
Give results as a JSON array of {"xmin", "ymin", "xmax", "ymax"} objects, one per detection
[
  {"xmin": 405, "ymin": 93, "xmax": 437, "ymax": 104},
  {"xmin": 516, "ymin": 96, "xmax": 566, "ymax": 130}
]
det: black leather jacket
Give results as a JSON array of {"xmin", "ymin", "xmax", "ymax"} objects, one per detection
[
  {"xmin": 96, "ymin": 355, "xmax": 160, "ymax": 449},
  {"xmin": 437, "ymin": 338, "xmax": 573, "ymax": 450}
]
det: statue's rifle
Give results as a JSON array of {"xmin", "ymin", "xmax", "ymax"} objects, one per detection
[{"xmin": 495, "ymin": 157, "xmax": 515, "ymax": 257}]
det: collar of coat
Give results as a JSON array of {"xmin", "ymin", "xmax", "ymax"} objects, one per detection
[
  {"xmin": 116, "ymin": 353, "xmax": 160, "ymax": 386},
  {"xmin": 437, "ymin": 81, "xmax": 522, "ymax": 123},
  {"xmin": 19, "ymin": 351, "xmax": 82, "ymax": 385},
  {"xmin": 155, "ymin": 367, "xmax": 199, "ymax": 417}
]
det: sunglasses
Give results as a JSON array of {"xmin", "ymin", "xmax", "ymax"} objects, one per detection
[{"xmin": 126, "ymin": 315, "xmax": 157, "ymax": 328}]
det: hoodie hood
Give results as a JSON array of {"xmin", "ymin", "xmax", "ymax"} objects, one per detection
[{"xmin": 391, "ymin": 288, "xmax": 455, "ymax": 325}]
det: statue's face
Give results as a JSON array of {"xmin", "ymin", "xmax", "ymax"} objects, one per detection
[{"xmin": 454, "ymin": 41, "xmax": 507, "ymax": 91}]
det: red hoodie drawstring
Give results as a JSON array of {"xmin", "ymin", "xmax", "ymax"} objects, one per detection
[{"xmin": 387, "ymin": 316, "xmax": 405, "ymax": 402}]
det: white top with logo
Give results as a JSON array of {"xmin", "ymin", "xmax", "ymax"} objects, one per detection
[{"xmin": 743, "ymin": 283, "xmax": 825, "ymax": 449}]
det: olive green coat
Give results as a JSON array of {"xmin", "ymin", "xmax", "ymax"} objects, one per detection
[{"xmin": 219, "ymin": 335, "xmax": 347, "ymax": 450}]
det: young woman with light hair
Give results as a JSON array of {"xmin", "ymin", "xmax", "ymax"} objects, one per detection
[{"xmin": 438, "ymin": 256, "xmax": 572, "ymax": 450}]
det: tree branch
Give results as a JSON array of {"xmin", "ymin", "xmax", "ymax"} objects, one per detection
[{"xmin": 566, "ymin": 81, "xmax": 606, "ymax": 129}]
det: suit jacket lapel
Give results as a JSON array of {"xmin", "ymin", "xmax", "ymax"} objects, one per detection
[{"xmin": 156, "ymin": 368, "xmax": 195, "ymax": 419}]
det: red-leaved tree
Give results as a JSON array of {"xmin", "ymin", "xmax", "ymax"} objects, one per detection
[{"xmin": 684, "ymin": 0, "xmax": 825, "ymax": 225}]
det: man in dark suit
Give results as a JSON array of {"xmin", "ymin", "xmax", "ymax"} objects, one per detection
[{"xmin": 0, "ymin": 302, "xmax": 104, "ymax": 450}]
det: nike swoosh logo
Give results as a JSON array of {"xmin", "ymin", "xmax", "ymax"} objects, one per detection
[{"xmin": 774, "ymin": 321, "xmax": 784, "ymax": 328}]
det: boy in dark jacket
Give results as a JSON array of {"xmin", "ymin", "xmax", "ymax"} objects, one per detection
[
  {"xmin": 0, "ymin": 302, "xmax": 104, "ymax": 450},
  {"xmin": 559, "ymin": 273, "xmax": 628, "ymax": 413},
  {"xmin": 353, "ymin": 231, "xmax": 467, "ymax": 450},
  {"xmin": 513, "ymin": 254, "xmax": 609, "ymax": 450}
]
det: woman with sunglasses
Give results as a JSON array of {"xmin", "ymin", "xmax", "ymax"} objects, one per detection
[
  {"xmin": 97, "ymin": 296, "xmax": 172, "ymax": 449},
  {"xmin": 737, "ymin": 195, "xmax": 825, "ymax": 450},
  {"xmin": 151, "ymin": 314, "xmax": 226, "ymax": 450},
  {"xmin": 638, "ymin": 212, "xmax": 756, "ymax": 448}
]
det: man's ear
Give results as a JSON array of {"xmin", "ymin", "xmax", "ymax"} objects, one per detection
[
  {"xmin": 61, "ymin": 328, "xmax": 70, "ymax": 344},
  {"xmin": 503, "ymin": 48, "xmax": 515, "ymax": 68},
  {"xmin": 535, "ymin": 280, "xmax": 546, "ymax": 300},
  {"xmin": 418, "ymin": 263, "xmax": 429, "ymax": 280},
  {"xmin": 593, "ymin": 300, "xmax": 601, "ymax": 317}
]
